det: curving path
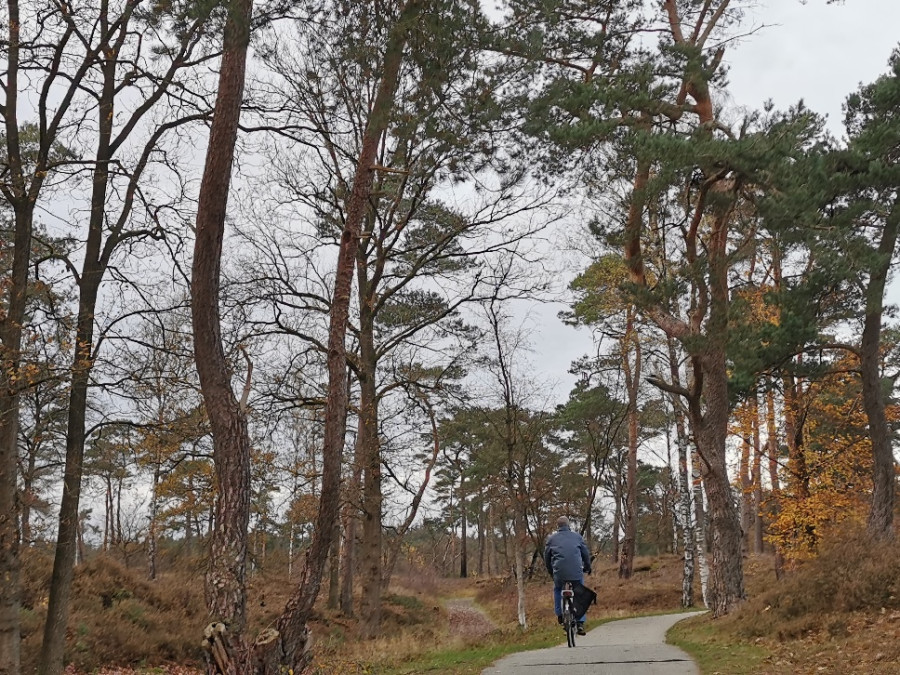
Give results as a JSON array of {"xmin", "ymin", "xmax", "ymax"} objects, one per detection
[{"xmin": 482, "ymin": 612, "xmax": 703, "ymax": 675}]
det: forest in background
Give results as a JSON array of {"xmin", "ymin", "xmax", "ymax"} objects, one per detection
[{"xmin": 1, "ymin": 0, "xmax": 899, "ymax": 673}]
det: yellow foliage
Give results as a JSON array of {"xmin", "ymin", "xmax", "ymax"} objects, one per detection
[{"xmin": 766, "ymin": 362, "xmax": 886, "ymax": 562}]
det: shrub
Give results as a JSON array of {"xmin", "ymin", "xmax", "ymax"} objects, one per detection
[
  {"xmin": 20, "ymin": 550, "xmax": 206, "ymax": 672},
  {"xmin": 731, "ymin": 527, "xmax": 900, "ymax": 639}
]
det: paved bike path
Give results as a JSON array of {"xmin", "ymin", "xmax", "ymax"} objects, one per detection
[{"xmin": 482, "ymin": 612, "xmax": 703, "ymax": 675}]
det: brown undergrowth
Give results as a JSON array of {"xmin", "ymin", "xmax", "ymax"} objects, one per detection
[
  {"xmin": 19, "ymin": 538, "xmax": 900, "ymax": 675},
  {"xmin": 678, "ymin": 530, "xmax": 900, "ymax": 674},
  {"xmin": 19, "ymin": 546, "xmax": 207, "ymax": 673}
]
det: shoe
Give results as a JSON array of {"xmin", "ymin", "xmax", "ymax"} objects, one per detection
[
  {"xmin": 557, "ymin": 615, "xmax": 563, "ymax": 625},
  {"xmin": 576, "ymin": 623, "xmax": 586, "ymax": 636}
]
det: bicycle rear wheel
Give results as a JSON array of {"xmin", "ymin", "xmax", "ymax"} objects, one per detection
[{"xmin": 564, "ymin": 601, "xmax": 576, "ymax": 647}]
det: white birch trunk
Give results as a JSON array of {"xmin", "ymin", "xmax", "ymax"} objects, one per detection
[{"xmin": 691, "ymin": 446, "xmax": 710, "ymax": 607}]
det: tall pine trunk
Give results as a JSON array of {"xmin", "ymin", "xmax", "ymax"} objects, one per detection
[
  {"xmin": 689, "ymin": 351, "xmax": 745, "ymax": 617},
  {"xmin": 189, "ymin": 1, "xmax": 255, "ymax": 670},
  {"xmin": 860, "ymin": 201, "xmax": 899, "ymax": 540}
]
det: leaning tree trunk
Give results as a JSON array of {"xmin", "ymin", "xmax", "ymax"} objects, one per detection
[
  {"xmin": 382, "ymin": 398, "xmax": 443, "ymax": 586},
  {"xmin": 190, "ymin": 1, "xmax": 255, "ymax": 671},
  {"xmin": 255, "ymin": 2, "xmax": 423, "ymax": 669}
]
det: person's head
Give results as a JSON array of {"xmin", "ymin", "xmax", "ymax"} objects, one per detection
[{"xmin": 557, "ymin": 515, "xmax": 570, "ymax": 530}]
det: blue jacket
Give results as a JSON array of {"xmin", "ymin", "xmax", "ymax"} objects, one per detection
[{"xmin": 544, "ymin": 524, "xmax": 591, "ymax": 583}]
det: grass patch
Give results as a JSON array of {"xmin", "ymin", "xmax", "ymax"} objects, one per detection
[
  {"xmin": 667, "ymin": 614, "xmax": 769, "ymax": 675},
  {"xmin": 374, "ymin": 624, "xmax": 563, "ymax": 675},
  {"xmin": 361, "ymin": 612, "xmax": 628, "ymax": 675},
  {"xmin": 385, "ymin": 593, "xmax": 425, "ymax": 610}
]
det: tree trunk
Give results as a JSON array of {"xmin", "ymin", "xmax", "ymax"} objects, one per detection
[
  {"xmin": 327, "ymin": 521, "xmax": 341, "ymax": 610},
  {"xmin": 460, "ymin": 493, "xmax": 468, "ymax": 579},
  {"xmin": 40, "ymin": 35, "xmax": 116, "ymax": 665},
  {"xmin": 488, "ymin": 503, "xmax": 499, "ymax": 576},
  {"xmin": 41, "ymin": 284, "xmax": 105, "ymax": 675},
  {"xmin": 0, "ymin": 205, "xmax": 29, "ymax": 672},
  {"xmin": 612, "ymin": 473, "xmax": 622, "ymax": 563},
  {"xmin": 357, "ymin": 306, "xmax": 383, "ymax": 638},
  {"xmin": 21, "ymin": 450, "xmax": 36, "ymax": 547},
  {"xmin": 477, "ymin": 508, "xmax": 486, "ymax": 576},
  {"xmin": 260, "ymin": 3, "xmax": 423, "ymax": 668},
  {"xmin": 149, "ymin": 464, "xmax": 160, "ymax": 580},
  {"xmin": 691, "ymin": 198, "xmax": 746, "ymax": 617},
  {"xmin": 115, "ymin": 473, "xmax": 124, "ymax": 548},
  {"xmin": 765, "ymin": 384, "xmax": 785, "ymax": 579},
  {"xmin": 739, "ymin": 406, "xmax": 752, "ymax": 553},
  {"xmin": 500, "ymin": 515, "xmax": 513, "ymax": 575},
  {"xmin": 104, "ymin": 475, "xmax": 112, "ymax": 552},
  {"xmin": 690, "ymin": 349, "xmax": 745, "ymax": 617},
  {"xmin": 0, "ymin": 3, "xmax": 31, "ymax": 667},
  {"xmin": 668, "ymin": 337, "xmax": 695, "ymax": 607},
  {"xmin": 751, "ymin": 393, "xmax": 764, "ymax": 554},
  {"xmin": 860, "ymin": 200, "xmax": 899, "ymax": 540},
  {"xmin": 783, "ymin": 370, "xmax": 815, "ymax": 554},
  {"xmin": 340, "ymin": 417, "xmax": 365, "ymax": 616},
  {"xmin": 339, "ymin": 506, "xmax": 358, "ymax": 615},
  {"xmin": 513, "ymin": 503, "xmax": 528, "ymax": 629},
  {"xmin": 619, "ymin": 310, "xmax": 640, "ymax": 579},
  {"xmin": 75, "ymin": 513, "xmax": 85, "ymax": 566},
  {"xmin": 287, "ymin": 521, "xmax": 295, "ymax": 579},
  {"xmin": 187, "ymin": 0, "xmax": 255, "ymax": 671}
]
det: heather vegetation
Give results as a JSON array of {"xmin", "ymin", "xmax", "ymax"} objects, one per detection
[{"xmin": 16, "ymin": 536, "xmax": 900, "ymax": 674}]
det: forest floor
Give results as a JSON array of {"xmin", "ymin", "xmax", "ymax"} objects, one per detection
[
  {"xmin": 445, "ymin": 598, "xmax": 496, "ymax": 641},
  {"xmin": 18, "ymin": 532, "xmax": 900, "ymax": 674}
]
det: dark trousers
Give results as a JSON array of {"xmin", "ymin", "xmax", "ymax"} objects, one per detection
[{"xmin": 553, "ymin": 576, "xmax": 586, "ymax": 622}]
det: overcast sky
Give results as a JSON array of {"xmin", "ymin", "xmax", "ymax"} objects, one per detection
[
  {"xmin": 726, "ymin": 0, "xmax": 900, "ymax": 137},
  {"xmin": 532, "ymin": 0, "xmax": 900, "ymax": 404}
]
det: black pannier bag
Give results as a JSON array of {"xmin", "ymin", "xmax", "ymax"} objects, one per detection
[{"xmin": 572, "ymin": 581, "xmax": 597, "ymax": 618}]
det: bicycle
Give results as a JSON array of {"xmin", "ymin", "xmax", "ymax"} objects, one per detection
[{"xmin": 561, "ymin": 581, "xmax": 577, "ymax": 648}]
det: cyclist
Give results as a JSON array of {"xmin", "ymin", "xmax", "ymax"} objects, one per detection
[{"xmin": 543, "ymin": 515, "xmax": 591, "ymax": 635}]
